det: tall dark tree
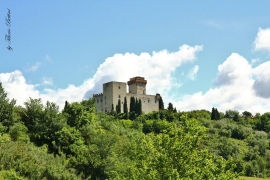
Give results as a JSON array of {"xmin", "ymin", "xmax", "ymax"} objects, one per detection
[
  {"xmin": 117, "ymin": 99, "xmax": 121, "ymax": 114},
  {"xmin": 173, "ymin": 107, "xmax": 177, "ymax": 113},
  {"xmin": 167, "ymin": 102, "xmax": 174, "ymax": 111},
  {"xmin": 130, "ymin": 97, "xmax": 135, "ymax": 112},
  {"xmin": 124, "ymin": 97, "xmax": 128, "ymax": 114},
  {"xmin": 211, "ymin": 107, "xmax": 220, "ymax": 120},
  {"xmin": 159, "ymin": 96, "xmax": 164, "ymax": 110},
  {"xmin": 138, "ymin": 99, "xmax": 142, "ymax": 115},
  {"xmin": 111, "ymin": 104, "xmax": 114, "ymax": 112},
  {"xmin": 135, "ymin": 98, "xmax": 139, "ymax": 114},
  {"xmin": 216, "ymin": 108, "xmax": 220, "ymax": 120},
  {"xmin": 124, "ymin": 97, "xmax": 128, "ymax": 119}
]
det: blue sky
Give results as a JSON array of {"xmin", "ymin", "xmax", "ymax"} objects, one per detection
[{"xmin": 1, "ymin": 1, "xmax": 270, "ymax": 113}]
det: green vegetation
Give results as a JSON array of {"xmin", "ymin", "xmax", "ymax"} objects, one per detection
[
  {"xmin": 1, "ymin": 82, "xmax": 270, "ymax": 179},
  {"xmin": 241, "ymin": 176, "xmax": 270, "ymax": 180}
]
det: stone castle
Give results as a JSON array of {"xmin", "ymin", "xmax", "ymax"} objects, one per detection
[{"xmin": 93, "ymin": 76, "xmax": 160, "ymax": 113}]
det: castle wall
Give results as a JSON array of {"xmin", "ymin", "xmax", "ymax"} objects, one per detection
[
  {"xmin": 93, "ymin": 94, "xmax": 103, "ymax": 112},
  {"xmin": 125, "ymin": 93, "xmax": 159, "ymax": 113},
  {"xmin": 103, "ymin": 81, "xmax": 126, "ymax": 113},
  {"xmin": 128, "ymin": 82, "xmax": 146, "ymax": 94},
  {"xmin": 93, "ymin": 77, "xmax": 159, "ymax": 114}
]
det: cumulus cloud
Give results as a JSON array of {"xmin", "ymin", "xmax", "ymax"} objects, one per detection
[
  {"xmin": 214, "ymin": 53, "xmax": 252, "ymax": 86},
  {"xmin": 254, "ymin": 27, "xmax": 270, "ymax": 52},
  {"xmin": 26, "ymin": 62, "xmax": 41, "ymax": 72},
  {"xmin": 187, "ymin": 65, "xmax": 199, "ymax": 81},
  {"xmin": 252, "ymin": 61, "xmax": 270, "ymax": 98},
  {"xmin": 173, "ymin": 53, "xmax": 270, "ymax": 114},
  {"xmin": 0, "ymin": 45, "xmax": 202, "ymax": 110},
  {"xmin": 1, "ymin": 27, "xmax": 270, "ymax": 114}
]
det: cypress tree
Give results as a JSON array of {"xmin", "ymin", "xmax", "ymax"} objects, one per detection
[
  {"xmin": 124, "ymin": 97, "xmax": 128, "ymax": 119},
  {"xmin": 168, "ymin": 102, "xmax": 173, "ymax": 111},
  {"xmin": 138, "ymin": 99, "xmax": 142, "ymax": 115},
  {"xmin": 124, "ymin": 97, "xmax": 128, "ymax": 114},
  {"xmin": 211, "ymin": 107, "xmax": 220, "ymax": 120},
  {"xmin": 159, "ymin": 96, "xmax": 164, "ymax": 110},
  {"xmin": 216, "ymin": 108, "xmax": 220, "ymax": 120},
  {"xmin": 130, "ymin": 97, "xmax": 135, "ymax": 112},
  {"xmin": 111, "ymin": 104, "xmax": 114, "ymax": 112},
  {"xmin": 117, "ymin": 99, "xmax": 121, "ymax": 114},
  {"xmin": 135, "ymin": 98, "xmax": 138, "ymax": 114},
  {"xmin": 211, "ymin": 107, "xmax": 215, "ymax": 120},
  {"xmin": 129, "ymin": 97, "xmax": 136, "ymax": 120}
]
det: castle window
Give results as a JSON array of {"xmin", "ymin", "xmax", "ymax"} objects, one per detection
[
  {"xmin": 101, "ymin": 99, "xmax": 103, "ymax": 102},
  {"xmin": 118, "ymin": 85, "xmax": 120, "ymax": 89},
  {"xmin": 119, "ymin": 95, "xmax": 121, "ymax": 98},
  {"xmin": 148, "ymin": 100, "xmax": 150, "ymax": 103},
  {"xmin": 97, "ymin": 99, "xmax": 99, "ymax": 103}
]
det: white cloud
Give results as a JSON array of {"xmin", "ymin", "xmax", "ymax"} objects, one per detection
[
  {"xmin": 42, "ymin": 77, "xmax": 53, "ymax": 85},
  {"xmin": 252, "ymin": 61, "xmax": 270, "ymax": 98},
  {"xmin": 172, "ymin": 53, "xmax": 270, "ymax": 114},
  {"xmin": 26, "ymin": 62, "xmax": 41, "ymax": 72},
  {"xmin": 0, "ymin": 45, "xmax": 202, "ymax": 110},
  {"xmin": 1, "ymin": 31, "xmax": 270, "ymax": 115},
  {"xmin": 187, "ymin": 65, "xmax": 199, "ymax": 81},
  {"xmin": 254, "ymin": 27, "xmax": 270, "ymax": 52},
  {"xmin": 0, "ymin": 70, "xmax": 40, "ymax": 105},
  {"xmin": 251, "ymin": 58, "xmax": 259, "ymax": 64},
  {"xmin": 214, "ymin": 53, "xmax": 252, "ymax": 86}
]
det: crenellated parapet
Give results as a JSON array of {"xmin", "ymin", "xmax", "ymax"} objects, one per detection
[
  {"xmin": 127, "ymin": 76, "xmax": 147, "ymax": 85},
  {"xmin": 93, "ymin": 93, "xmax": 103, "ymax": 97}
]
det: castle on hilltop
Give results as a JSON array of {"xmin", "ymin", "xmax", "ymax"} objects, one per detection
[{"xmin": 93, "ymin": 76, "xmax": 160, "ymax": 113}]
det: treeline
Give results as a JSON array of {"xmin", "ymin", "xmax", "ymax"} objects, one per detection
[{"xmin": 0, "ymin": 82, "xmax": 269, "ymax": 179}]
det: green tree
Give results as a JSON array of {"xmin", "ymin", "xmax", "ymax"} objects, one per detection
[
  {"xmin": 135, "ymin": 98, "xmax": 138, "ymax": 114},
  {"xmin": 159, "ymin": 96, "xmax": 164, "ymax": 110},
  {"xmin": 111, "ymin": 103, "xmax": 114, "ymax": 112},
  {"xmin": 211, "ymin": 107, "xmax": 220, "ymax": 120},
  {"xmin": 225, "ymin": 110, "xmax": 240, "ymax": 122},
  {"xmin": 242, "ymin": 111, "xmax": 252, "ymax": 119},
  {"xmin": 9, "ymin": 122, "xmax": 29, "ymax": 142},
  {"xmin": 21, "ymin": 98, "xmax": 44, "ymax": 134},
  {"xmin": 0, "ymin": 82, "xmax": 16, "ymax": 129},
  {"xmin": 124, "ymin": 97, "xmax": 128, "ymax": 119},
  {"xmin": 130, "ymin": 97, "xmax": 135, "ymax": 112},
  {"xmin": 138, "ymin": 99, "xmax": 142, "ymax": 115},
  {"xmin": 117, "ymin": 99, "xmax": 121, "ymax": 114},
  {"xmin": 129, "ymin": 97, "xmax": 136, "ymax": 120},
  {"xmin": 257, "ymin": 112, "xmax": 270, "ymax": 132},
  {"xmin": 167, "ymin": 102, "xmax": 174, "ymax": 111}
]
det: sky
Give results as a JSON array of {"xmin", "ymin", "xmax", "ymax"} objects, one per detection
[{"xmin": 1, "ymin": 1, "xmax": 270, "ymax": 114}]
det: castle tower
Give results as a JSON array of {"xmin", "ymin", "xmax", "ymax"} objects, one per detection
[{"xmin": 127, "ymin": 76, "xmax": 147, "ymax": 95}]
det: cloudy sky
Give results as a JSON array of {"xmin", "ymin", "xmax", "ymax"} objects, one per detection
[{"xmin": 1, "ymin": 1, "xmax": 270, "ymax": 114}]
